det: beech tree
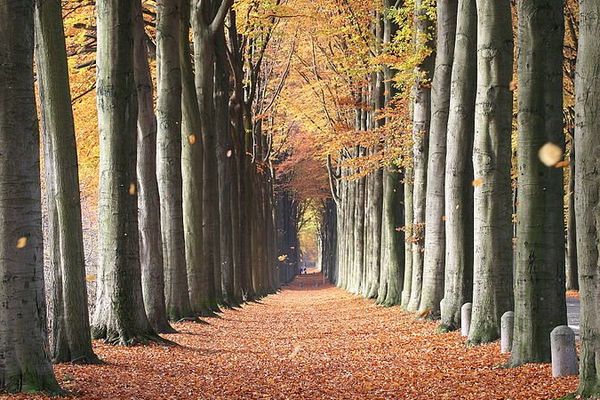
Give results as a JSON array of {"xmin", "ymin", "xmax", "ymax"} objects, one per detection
[
  {"xmin": 407, "ymin": 0, "xmax": 435, "ymax": 312},
  {"xmin": 575, "ymin": 0, "xmax": 600, "ymax": 395},
  {"xmin": 468, "ymin": 0, "xmax": 514, "ymax": 345},
  {"xmin": 157, "ymin": 0, "xmax": 195, "ymax": 321},
  {"xmin": 195, "ymin": 0, "xmax": 230, "ymax": 306},
  {"xmin": 509, "ymin": 0, "xmax": 566, "ymax": 366},
  {"xmin": 92, "ymin": 0, "xmax": 159, "ymax": 344},
  {"xmin": 34, "ymin": 0, "xmax": 98, "ymax": 363},
  {"xmin": 179, "ymin": 0, "xmax": 210, "ymax": 315},
  {"xmin": 133, "ymin": 0, "xmax": 174, "ymax": 334},
  {"xmin": 439, "ymin": 0, "xmax": 476, "ymax": 331},
  {"xmin": 0, "ymin": 0, "xmax": 61, "ymax": 392},
  {"xmin": 419, "ymin": 0, "xmax": 458, "ymax": 317}
]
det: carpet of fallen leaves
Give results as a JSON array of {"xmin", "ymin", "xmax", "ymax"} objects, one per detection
[{"xmin": 3, "ymin": 273, "xmax": 577, "ymax": 400}]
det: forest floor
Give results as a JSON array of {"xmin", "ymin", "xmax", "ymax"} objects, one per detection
[{"xmin": 4, "ymin": 273, "xmax": 577, "ymax": 400}]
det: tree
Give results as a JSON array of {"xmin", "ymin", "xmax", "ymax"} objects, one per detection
[
  {"xmin": 133, "ymin": 0, "xmax": 175, "ymax": 334},
  {"xmin": 379, "ymin": 0, "xmax": 404, "ymax": 306},
  {"xmin": 439, "ymin": 0, "xmax": 476, "ymax": 331},
  {"xmin": 185, "ymin": 0, "xmax": 232, "ymax": 313},
  {"xmin": 574, "ymin": 0, "xmax": 600, "ymax": 395},
  {"xmin": 157, "ymin": 0, "xmax": 195, "ymax": 322},
  {"xmin": 468, "ymin": 0, "xmax": 514, "ymax": 345},
  {"xmin": 509, "ymin": 0, "xmax": 566, "ymax": 366},
  {"xmin": 179, "ymin": 0, "xmax": 210, "ymax": 315},
  {"xmin": 92, "ymin": 0, "xmax": 160, "ymax": 345},
  {"xmin": 0, "ymin": 0, "xmax": 61, "ymax": 392},
  {"xmin": 407, "ymin": 0, "xmax": 435, "ymax": 312},
  {"xmin": 34, "ymin": 0, "xmax": 98, "ymax": 363},
  {"xmin": 419, "ymin": 0, "xmax": 458, "ymax": 317},
  {"xmin": 215, "ymin": 25, "xmax": 237, "ymax": 306}
]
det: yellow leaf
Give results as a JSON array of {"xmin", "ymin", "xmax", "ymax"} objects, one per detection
[
  {"xmin": 16, "ymin": 237, "xmax": 27, "ymax": 249},
  {"xmin": 539, "ymin": 142, "xmax": 563, "ymax": 167}
]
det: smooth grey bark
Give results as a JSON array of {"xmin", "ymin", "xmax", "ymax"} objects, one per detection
[
  {"xmin": 468, "ymin": 0, "xmax": 514, "ymax": 345},
  {"xmin": 157, "ymin": 0, "xmax": 194, "ymax": 322},
  {"xmin": 34, "ymin": 0, "xmax": 98, "ymax": 363},
  {"xmin": 401, "ymin": 168, "xmax": 414, "ymax": 309},
  {"xmin": 574, "ymin": 0, "xmax": 600, "ymax": 396},
  {"xmin": 133, "ymin": 0, "xmax": 174, "ymax": 334},
  {"xmin": 179, "ymin": 0, "xmax": 210, "ymax": 316},
  {"xmin": 189, "ymin": 0, "xmax": 231, "ymax": 312},
  {"xmin": 440, "ymin": 0, "xmax": 476, "ymax": 331},
  {"xmin": 0, "ymin": 1, "xmax": 61, "ymax": 392},
  {"xmin": 509, "ymin": 0, "xmax": 566, "ymax": 367},
  {"xmin": 419, "ymin": 0, "xmax": 458, "ymax": 317},
  {"xmin": 91, "ymin": 0, "xmax": 160, "ymax": 345},
  {"xmin": 352, "ymin": 169, "xmax": 366, "ymax": 294},
  {"xmin": 380, "ymin": 167, "xmax": 405, "ymax": 306},
  {"xmin": 367, "ymin": 167, "xmax": 383, "ymax": 299},
  {"xmin": 215, "ymin": 26, "xmax": 236, "ymax": 306},
  {"xmin": 407, "ymin": 0, "xmax": 435, "ymax": 312},
  {"xmin": 565, "ymin": 135, "xmax": 578, "ymax": 291}
]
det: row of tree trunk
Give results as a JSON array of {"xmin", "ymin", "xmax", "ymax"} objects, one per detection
[
  {"xmin": 325, "ymin": 1, "xmax": 599, "ymax": 393},
  {"xmin": 0, "ymin": 0, "xmax": 291, "ymax": 393}
]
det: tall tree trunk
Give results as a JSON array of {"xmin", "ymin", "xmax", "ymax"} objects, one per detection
[
  {"xmin": 191, "ymin": 0, "xmax": 226, "ymax": 311},
  {"xmin": 180, "ymin": 0, "xmax": 209, "ymax": 316},
  {"xmin": 367, "ymin": 167, "xmax": 383, "ymax": 299},
  {"xmin": 574, "ymin": 0, "xmax": 600, "ymax": 395},
  {"xmin": 440, "ymin": 0, "xmax": 476, "ymax": 332},
  {"xmin": 419, "ymin": 0, "xmax": 458, "ymax": 318},
  {"xmin": 381, "ymin": 167, "xmax": 405, "ymax": 306},
  {"xmin": 401, "ymin": 168, "xmax": 414, "ymax": 308},
  {"xmin": 352, "ymin": 168, "xmax": 366, "ymax": 294},
  {"xmin": 468, "ymin": 0, "xmax": 514, "ymax": 345},
  {"xmin": 509, "ymin": 0, "xmax": 566, "ymax": 367},
  {"xmin": 565, "ymin": 132, "xmax": 578, "ymax": 291},
  {"xmin": 215, "ymin": 26, "xmax": 236, "ymax": 306},
  {"xmin": 407, "ymin": 0, "xmax": 435, "ymax": 312},
  {"xmin": 133, "ymin": 0, "xmax": 174, "ymax": 334},
  {"xmin": 92, "ymin": 0, "xmax": 159, "ymax": 345},
  {"xmin": 34, "ymin": 0, "xmax": 98, "ymax": 363},
  {"xmin": 0, "ymin": 1, "xmax": 61, "ymax": 392},
  {"xmin": 157, "ymin": 0, "xmax": 194, "ymax": 322}
]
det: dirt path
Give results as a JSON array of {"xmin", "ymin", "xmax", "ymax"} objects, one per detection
[{"xmin": 4, "ymin": 273, "xmax": 576, "ymax": 399}]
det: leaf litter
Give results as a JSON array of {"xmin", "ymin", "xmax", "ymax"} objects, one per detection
[{"xmin": 1, "ymin": 273, "xmax": 577, "ymax": 399}]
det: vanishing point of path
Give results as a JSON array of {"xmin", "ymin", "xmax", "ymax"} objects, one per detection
[{"xmin": 4, "ymin": 274, "xmax": 576, "ymax": 400}]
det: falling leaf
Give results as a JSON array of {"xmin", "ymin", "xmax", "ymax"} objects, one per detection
[
  {"xmin": 226, "ymin": 149, "xmax": 233, "ymax": 158},
  {"xmin": 509, "ymin": 80, "xmax": 518, "ymax": 91},
  {"xmin": 472, "ymin": 178, "xmax": 484, "ymax": 187},
  {"xmin": 539, "ymin": 142, "xmax": 563, "ymax": 167},
  {"xmin": 86, "ymin": 274, "xmax": 97, "ymax": 282},
  {"xmin": 555, "ymin": 160, "xmax": 570, "ymax": 168},
  {"xmin": 16, "ymin": 236, "xmax": 27, "ymax": 249},
  {"xmin": 278, "ymin": 255, "xmax": 288, "ymax": 262},
  {"xmin": 188, "ymin": 134, "xmax": 197, "ymax": 145},
  {"xmin": 441, "ymin": 216, "xmax": 448, "ymax": 221},
  {"xmin": 129, "ymin": 183, "xmax": 137, "ymax": 195}
]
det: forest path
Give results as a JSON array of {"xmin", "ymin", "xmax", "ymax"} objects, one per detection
[{"xmin": 5, "ymin": 273, "xmax": 576, "ymax": 400}]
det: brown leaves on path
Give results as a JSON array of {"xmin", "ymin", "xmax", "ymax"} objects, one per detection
[{"xmin": 2, "ymin": 273, "xmax": 576, "ymax": 399}]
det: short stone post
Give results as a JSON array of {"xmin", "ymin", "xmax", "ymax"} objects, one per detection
[
  {"xmin": 500, "ymin": 311, "xmax": 514, "ymax": 353},
  {"xmin": 461, "ymin": 303, "xmax": 472, "ymax": 337},
  {"xmin": 551, "ymin": 326, "xmax": 578, "ymax": 377}
]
